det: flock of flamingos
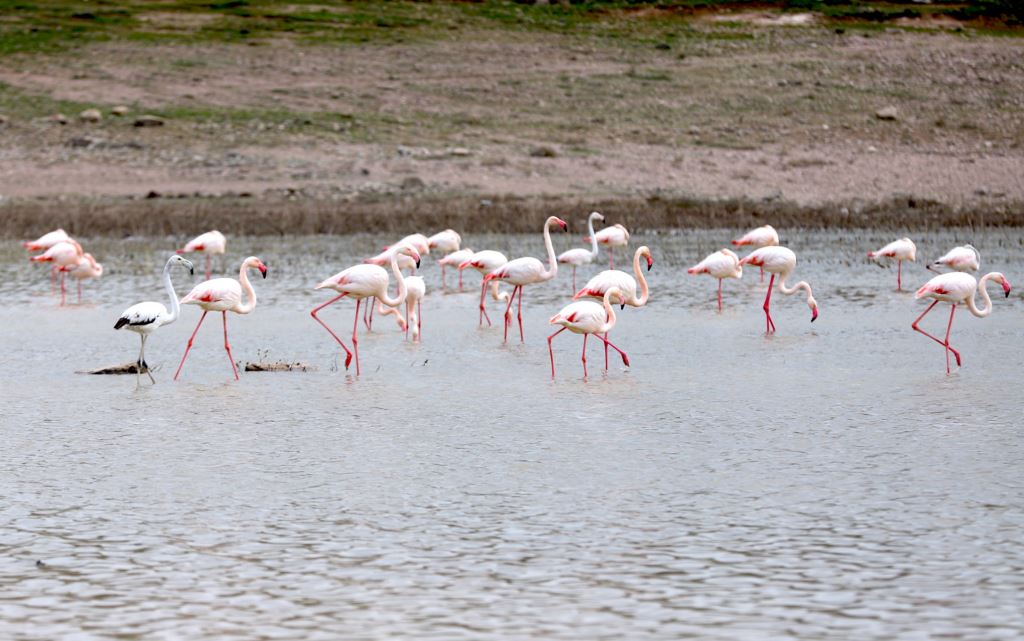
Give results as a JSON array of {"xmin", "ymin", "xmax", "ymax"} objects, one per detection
[{"xmin": 21, "ymin": 216, "xmax": 1012, "ymax": 384}]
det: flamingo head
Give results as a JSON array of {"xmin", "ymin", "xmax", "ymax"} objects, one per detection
[
  {"xmin": 809, "ymin": 297, "xmax": 819, "ymax": 323},
  {"xmin": 169, "ymin": 254, "xmax": 195, "ymax": 275},
  {"xmin": 590, "ymin": 211, "xmax": 605, "ymax": 224},
  {"xmin": 396, "ymin": 243, "xmax": 421, "ymax": 269},
  {"xmin": 996, "ymin": 273, "xmax": 1012, "ymax": 297},
  {"xmin": 244, "ymin": 256, "xmax": 268, "ymax": 278},
  {"xmin": 550, "ymin": 216, "xmax": 568, "ymax": 232}
]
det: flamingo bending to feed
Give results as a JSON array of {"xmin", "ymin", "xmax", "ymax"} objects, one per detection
[
  {"xmin": 868, "ymin": 237, "xmax": 917, "ymax": 291},
  {"xmin": 30, "ymin": 239, "xmax": 83, "ymax": 305},
  {"xmin": 912, "ymin": 271, "xmax": 1011, "ymax": 374},
  {"xmin": 548, "ymin": 286, "xmax": 630, "ymax": 379},
  {"xmin": 173, "ymin": 256, "xmax": 268, "ymax": 381},
  {"xmin": 363, "ymin": 245, "xmax": 420, "ymax": 330},
  {"xmin": 23, "ymin": 228, "xmax": 73, "ymax": 291},
  {"xmin": 176, "ymin": 230, "xmax": 226, "ymax": 280},
  {"xmin": 733, "ymin": 224, "xmax": 779, "ymax": 281},
  {"xmin": 378, "ymin": 274, "xmax": 427, "ymax": 342},
  {"xmin": 688, "ymin": 248, "xmax": 743, "ymax": 312},
  {"xmin": 428, "ymin": 229, "xmax": 461, "ymax": 288},
  {"xmin": 458, "ymin": 250, "xmax": 510, "ymax": 327},
  {"xmin": 558, "ymin": 211, "xmax": 604, "ymax": 292},
  {"xmin": 585, "ymin": 221, "xmax": 628, "ymax": 268},
  {"xmin": 483, "ymin": 216, "xmax": 567, "ymax": 343},
  {"xmin": 738, "ymin": 246, "xmax": 818, "ymax": 334},
  {"xmin": 574, "ymin": 246, "xmax": 652, "ymax": 368},
  {"xmin": 437, "ymin": 248, "xmax": 473, "ymax": 291},
  {"xmin": 384, "ymin": 233, "xmax": 430, "ymax": 257},
  {"xmin": 114, "ymin": 255, "xmax": 194, "ymax": 387},
  {"xmin": 62, "ymin": 253, "xmax": 104, "ymax": 303},
  {"xmin": 310, "ymin": 243, "xmax": 420, "ymax": 375},
  {"xmin": 928, "ymin": 244, "xmax": 980, "ymax": 273}
]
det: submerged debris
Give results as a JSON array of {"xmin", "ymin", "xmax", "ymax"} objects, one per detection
[
  {"xmin": 79, "ymin": 363, "xmax": 147, "ymax": 375},
  {"xmin": 244, "ymin": 361, "xmax": 313, "ymax": 372}
]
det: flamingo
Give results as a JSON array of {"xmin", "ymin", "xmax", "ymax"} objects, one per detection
[
  {"xmin": 548, "ymin": 286, "xmax": 630, "ymax": 379},
  {"xmin": 23, "ymin": 228, "xmax": 72, "ymax": 291},
  {"xmin": 928, "ymin": 244, "xmax": 980, "ymax": 273},
  {"xmin": 733, "ymin": 224, "xmax": 779, "ymax": 281},
  {"xmin": 868, "ymin": 237, "xmax": 917, "ymax": 291},
  {"xmin": 310, "ymin": 243, "xmax": 420, "ymax": 375},
  {"xmin": 585, "ymin": 221, "xmax": 628, "ymax": 268},
  {"xmin": 912, "ymin": 271, "xmax": 1011, "ymax": 374},
  {"xmin": 458, "ymin": 249, "xmax": 511, "ymax": 327},
  {"xmin": 379, "ymin": 275, "xmax": 426, "ymax": 342},
  {"xmin": 384, "ymin": 233, "xmax": 430, "ymax": 257},
  {"xmin": 574, "ymin": 246, "xmax": 653, "ymax": 369},
  {"xmin": 176, "ymin": 230, "xmax": 227, "ymax": 280},
  {"xmin": 437, "ymin": 248, "xmax": 473, "ymax": 291},
  {"xmin": 114, "ymin": 255, "xmax": 194, "ymax": 387},
  {"xmin": 688, "ymin": 248, "xmax": 743, "ymax": 312},
  {"xmin": 29, "ymin": 239, "xmax": 83, "ymax": 305},
  {"xmin": 738, "ymin": 246, "xmax": 818, "ymax": 334},
  {"xmin": 428, "ymin": 229, "xmax": 462, "ymax": 288},
  {"xmin": 558, "ymin": 212, "xmax": 604, "ymax": 292},
  {"xmin": 173, "ymin": 256, "xmax": 268, "ymax": 381},
  {"xmin": 61, "ymin": 252, "xmax": 104, "ymax": 304},
  {"xmin": 362, "ymin": 244, "xmax": 420, "ymax": 330},
  {"xmin": 483, "ymin": 216, "xmax": 567, "ymax": 343}
]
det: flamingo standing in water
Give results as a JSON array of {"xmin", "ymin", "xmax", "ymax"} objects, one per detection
[
  {"xmin": 558, "ymin": 212, "xmax": 604, "ymax": 292},
  {"xmin": 310, "ymin": 243, "xmax": 419, "ymax": 375},
  {"xmin": 868, "ymin": 237, "xmax": 917, "ymax": 291},
  {"xmin": 114, "ymin": 255, "xmax": 194, "ymax": 387},
  {"xmin": 688, "ymin": 249, "xmax": 743, "ymax": 312},
  {"xmin": 177, "ymin": 230, "xmax": 226, "ymax": 280},
  {"xmin": 61, "ymin": 252, "xmax": 104, "ymax": 303},
  {"xmin": 23, "ymin": 228, "xmax": 72, "ymax": 290},
  {"xmin": 173, "ymin": 256, "xmax": 268, "ymax": 381},
  {"xmin": 738, "ymin": 246, "xmax": 818, "ymax": 334},
  {"xmin": 427, "ymin": 229, "xmax": 462, "ymax": 288},
  {"xmin": 912, "ymin": 271, "xmax": 1011, "ymax": 374},
  {"xmin": 363, "ymin": 244, "xmax": 420, "ymax": 330},
  {"xmin": 458, "ymin": 250, "xmax": 511, "ymax": 327},
  {"xmin": 574, "ymin": 246, "xmax": 653, "ymax": 368},
  {"xmin": 548, "ymin": 286, "xmax": 630, "ymax": 379},
  {"xmin": 30, "ymin": 239, "xmax": 83, "ymax": 305},
  {"xmin": 437, "ymin": 248, "xmax": 473, "ymax": 291},
  {"xmin": 585, "ymin": 221, "xmax": 628, "ymax": 268},
  {"xmin": 483, "ymin": 216, "xmax": 567, "ymax": 343},
  {"xmin": 379, "ymin": 274, "xmax": 427, "ymax": 342},
  {"xmin": 733, "ymin": 224, "xmax": 779, "ymax": 281},
  {"xmin": 928, "ymin": 244, "xmax": 980, "ymax": 273}
]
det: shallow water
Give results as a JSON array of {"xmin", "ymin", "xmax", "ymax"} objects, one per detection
[{"xmin": 2, "ymin": 229, "xmax": 1023, "ymax": 640}]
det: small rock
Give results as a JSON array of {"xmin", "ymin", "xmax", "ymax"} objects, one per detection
[
  {"xmin": 79, "ymin": 108, "xmax": 102, "ymax": 123},
  {"xmin": 687, "ymin": 126, "xmax": 701, "ymax": 135},
  {"xmin": 400, "ymin": 176, "xmax": 425, "ymax": 190},
  {"xmin": 133, "ymin": 115, "xmax": 165, "ymax": 127},
  {"xmin": 52, "ymin": 113, "xmax": 69, "ymax": 125},
  {"xmin": 67, "ymin": 137, "xmax": 97, "ymax": 148},
  {"xmin": 867, "ymin": 145, "xmax": 878, "ymax": 153},
  {"xmin": 875, "ymin": 106, "xmax": 898, "ymax": 121},
  {"xmin": 654, "ymin": 43, "xmax": 671, "ymax": 51},
  {"xmin": 111, "ymin": 105, "xmax": 129, "ymax": 116},
  {"xmin": 449, "ymin": 147, "xmax": 471, "ymax": 157},
  {"xmin": 0, "ymin": 114, "xmax": 8, "ymax": 125},
  {"xmin": 529, "ymin": 146, "xmax": 558, "ymax": 158},
  {"xmin": 145, "ymin": 190, "xmax": 161, "ymax": 199}
]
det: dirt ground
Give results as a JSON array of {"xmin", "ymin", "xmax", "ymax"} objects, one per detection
[{"xmin": 1, "ymin": 12, "xmax": 1023, "ymax": 233}]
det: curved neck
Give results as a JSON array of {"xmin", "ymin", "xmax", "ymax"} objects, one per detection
[
  {"xmin": 163, "ymin": 260, "xmax": 181, "ymax": 323},
  {"xmin": 236, "ymin": 262, "xmax": 258, "ymax": 314},
  {"xmin": 540, "ymin": 220, "xmax": 558, "ymax": 280},
  {"xmin": 631, "ymin": 250, "xmax": 649, "ymax": 305},
  {"xmin": 779, "ymin": 275, "xmax": 813, "ymax": 305},
  {"xmin": 598, "ymin": 290, "xmax": 618, "ymax": 334},
  {"xmin": 966, "ymin": 275, "xmax": 995, "ymax": 318},
  {"xmin": 379, "ymin": 252, "xmax": 408, "ymax": 307},
  {"xmin": 586, "ymin": 216, "xmax": 600, "ymax": 259}
]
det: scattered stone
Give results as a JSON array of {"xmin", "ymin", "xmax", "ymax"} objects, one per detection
[
  {"xmin": 67, "ymin": 137, "xmax": 98, "ymax": 148},
  {"xmin": 111, "ymin": 105, "xmax": 129, "ymax": 116},
  {"xmin": 0, "ymin": 114, "xmax": 7, "ymax": 125},
  {"xmin": 79, "ymin": 108, "xmax": 102, "ymax": 123},
  {"xmin": 654, "ymin": 42, "xmax": 671, "ymax": 51},
  {"xmin": 360, "ymin": 168, "xmax": 370, "ymax": 176},
  {"xmin": 52, "ymin": 113, "xmax": 69, "ymax": 125},
  {"xmin": 529, "ymin": 145, "xmax": 558, "ymax": 158},
  {"xmin": 449, "ymin": 147, "xmax": 471, "ymax": 157},
  {"xmin": 401, "ymin": 176, "xmax": 426, "ymax": 190},
  {"xmin": 244, "ymin": 361, "xmax": 314, "ymax": 372},
  {"xmin": 875, "ymin": 106, "xmax": 899, "ymax": 121},
  {"xmin": 133, "ymin": 115, "xmax": 165, "ymax": 127},
  {"xmin": 145, "ymin": 190, "xmax": 161, "ymax": 199},
  {"xmin": 687, "ymin": 126, "xmax": 701, "ymax": 135}
]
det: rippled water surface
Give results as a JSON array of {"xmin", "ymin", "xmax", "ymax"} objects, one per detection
[{"xmin": 2, "ymin": 229, "xmax": 1023, "ymax": 640}]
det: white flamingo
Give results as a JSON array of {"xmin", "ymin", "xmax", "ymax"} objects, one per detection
[
  {"xmin": 548, "ymin": 286, "xmax": 630, "ymax": 379},
  {"xmin": 868, "ymin": 237, "xmax": 917, "ymax": 290},
  {"xmin": 688, "ymin": 248, "xmax": 743, "ymax": 312},
  {"xmin": 928, "ymin": 244, "xmax": 980, "ymax": 273},
  {"xmin": 458, "ymin": 249, "xmax": 512, "ymax": 327},
  {"xmin": 558, "ymin": 211, "xmax": 604, "ymax": 292}
]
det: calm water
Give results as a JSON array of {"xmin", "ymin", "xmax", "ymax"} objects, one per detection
[{"xmin": 1, "ymin": 230, "xmax": 1023, "ymax": 640}]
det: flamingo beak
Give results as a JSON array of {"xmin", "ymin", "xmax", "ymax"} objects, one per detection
[
  {"xmin": 259, "ymin": 264, "xmax": 268, "ymax": 279},
  {"xmin": 1002, "ymin": 278, "xmax": 1012, "ymax": 297},
  {"xmin": 811, "ymin": 307, "xmax": 819, "ymax": 322},
  {"xmin": 557, "ymin": 218, "xmax": 568, "ymax": 231},
  {"xmin": 646, "ymin": 257, "xmax": 653, "ymax": 272}
]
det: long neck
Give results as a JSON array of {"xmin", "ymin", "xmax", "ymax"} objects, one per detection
[
  {"xmin": 631, "ymin": 250, "xmax": 649, "ymax": 305},
  {"xmin": 163, "ymin": 261, "xmax": 181, "ymax": 323},
  {"xmin": 587, "ymin": 216, "xmax": 599, "ymax": 259},
  {"xmin": 779, "ymin": 274, "xmax": 813, "ymax": 306},
  {"xmin": 379, "ymin": 252, "xmax": 408, "ymax": 307},
  {"xmin": 236, "ymin": 263, "xmax": 258, "ymax": 314},
  {"xmin": 540, "ymin": 220, "xmax": 558, "ymax": 280},
  {"xmin": 598, "ymin": 291, "xmax": 618, "ymax": 334},
  {"xmin": 966, "ymin": 275, "xmax": 995, "ymax": 318}
]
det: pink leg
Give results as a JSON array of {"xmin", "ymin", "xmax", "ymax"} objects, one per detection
[
  {"xmin": 516, "ymin": 285, "xmax": 525, "ymax": 343},
  {"xmin": 597, "ymin": 334, "xmax": 630, "ymax": 368},
  {"xmin": 174, "ymin": 311, "xmax": 208, "ymax": 380},
  {"xmin": 897, "ymin": 260, "xmax": 903, "ymax": 291},
  {"xmin": 717, "ymin": 279, "xmax": 723, "ymax": 313},
  {"xmin": 417, "ymin": 301, "xmax": 422, "ymax": 339},
  {"xmin": 603, "ymin": 332, "xmax": 609, "ymax": 370},
  {"xmin": 222, "ymin": 311, "xmax": 240, "ymax": 380},
  {"xmin": 479, "ymin": 280, "xmax": 492, "ymax": 327},
  {"xmin": 572, "ymin": 267, "xmax": 577, "ymax": 294},
  {"xmin": 50, "ymin": 265, "xmax": 57, "ymax": 294},
  {"xmin": 310, "ymin": 293, "xmax": 354, "ymax": 369},
  {"xmin": 458, "ymin": 269, "xmax": 463, "ymax": 291},
  {"xmin": 581, "ymin": 333, "xmax": 589, "ymax": 378},
  {"xmin": 943, "ymin": 304, "xmax": 957, "ymax": 374},
  {"xmin": 441, "ymin": 263, "xmax": 447, "ymax": 290},
  {"xmin": 763, "ymin": 274, "xmax": 776, "ymax": 334},
  {"xmin": 760, "ymin": 266, "xmax": 764, "ymax": 283},
  {"xmin": 368, "ymin": 296, "xmax": 375, "ymax": 331},
  {"xmin": 205, "ymin": 254, "xmax": 212, "ymax": 281},
  {"xmin": 547, "ymin": 326, "xmax": 567, "ymax": 378},
  {"xmin": 502, "ymin": 285, "xmax": 517, "ymax": 343},
  {"xmin": 609, "ymin": 249, "xmax": 614, "ymax": 269},
  {"xmin": 352, "ymin": 299, "xmax": 362, "ymax": 375},
  {"xmin": 912, "ymin": 301, "xmax": 962, "ymax": 370},
  {"xmin": 60, "ymin": 271, "xmax": 66, "ymax": 306}
]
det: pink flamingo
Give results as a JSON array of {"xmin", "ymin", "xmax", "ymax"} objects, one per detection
[
  {"xmin": 437, "ymin": 248, "xmax": 473, "ymax": 291},
  {"xmin": 176, "ymin": 230, "xmax": 227, "ymax": 280},
  {"xmin": 574, "ymin": 246, "xmax": 652, "ymax": 368},
  {"xmin": 384, "ymin": 233, "xmax": 430, "ymax": 257},
  {"xmin": 548, "ymin": 286, "xmax": 630, "ymax": 379},
  {"xmin": 688, "ymin": 248, "xmax": 743, "ymax": 312},
  {"xmin": 310, "ymin": 243, "xmax": 419, "ymax": 375},
  {"xmin": 732, "ymin": 224, "xmax": 779, "ymax": 281},
  {"xmin": 928, "ymin": 244, "xmax": 980, "ymax": 273},
  {"xmin": 23, "ymin": 228, "xmax": 72, "ymax": 290},
  {"xmin": 173, "ymin": 256, "xmax": 268, "ymax": 381},
  {"xmin": 61, "ymin": 252, "xmax": 104, "ymax": 304},
  {"xmin": 558, "ymin": 211, "xmax": 604, "ymax": 292},
  {"xmin": 868, "ymin": 237, "xmax": 917, "ymax": 291},
  {"xmin": 427, "ymin": 229, "xmax": 462, "ymax": 288},
  {"xmin": 912, "ymin": 271, "xmax": 1011, "ymax": 374},
  {"xmin": 585, "ymin": 221, "xmax": 628, "ymax": 268},
  {"xmin": 738, "ymin": 246, "xmax": 818, "ymax": 334},
  {"xmin": 458, "ymin": 250, "xmax": 510, "ymax": 327},
  {"xmin": 378, "ymin": 274, "xmax": 426, "ymax": 342},
  {"xmin": 483, "ymin": 216, "xmax": 567, "ymax": 343},
  {"xmin": 29, "ymin": 239, "xmax": 83, "ymax": 305},
  {"xmin": 362, "ymin": 245, "xmax": 420, "ymax": 330}
]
